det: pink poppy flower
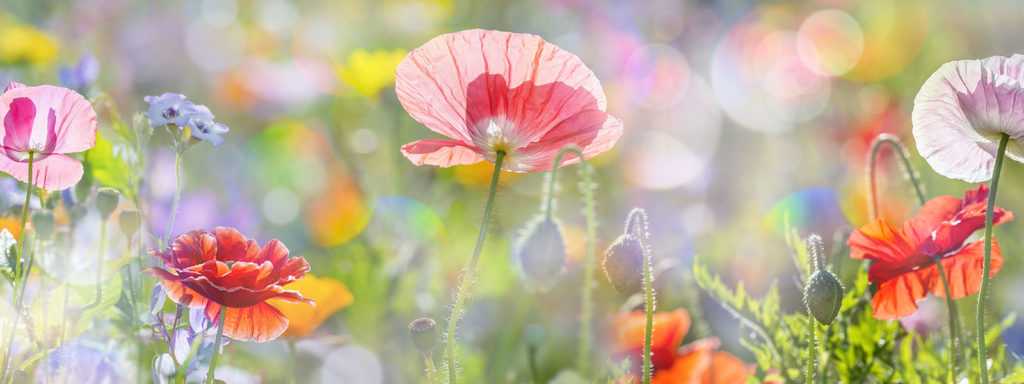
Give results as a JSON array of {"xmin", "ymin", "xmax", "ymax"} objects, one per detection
[
  {"xmin": 0, "ymin": 82, "xmax": 97, "ymax": 190},
  {"xmin": 395, "ymin": 29, "xmax": 623, "ymax": 173},
  {"xmin": 912, "ymin": 54, "xmax": 1024, "ymax": 182}
]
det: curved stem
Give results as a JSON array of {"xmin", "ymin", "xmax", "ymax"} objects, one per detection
[
  {"xmin": 0, "ymin": 152, "xmax": 32, "ymax": 382},
  {"xmin": 162, "ymin": 152, "xmax": 183, "ymax": 252},
  {"xmin": 444, "ymin": 151, "xmax": 505, "ymax": 384},
  {"xmin": 545, "ymin": 147, "xmax": 598, "ymax": 374},
  {"xmin": 867, "ymin": 134, "xmax": 964, "ymax": 375},
  {"xmin": 867, "ymin": 134, "xmax": 927, "ymax": 221},
  {"xmin": 977, "ymin": 133, "xmax": 1008, "ymax": 384},
  {"xmin": 206, "ymin": 306, "xmax": 227, "ymax": 384},
  {"xmin": 640, "ymin": 224, "xmax": 654, "ymax": 384}
]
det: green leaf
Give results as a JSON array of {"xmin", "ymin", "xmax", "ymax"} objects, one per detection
[
  {"xmin": 0, "ymin": 229, "xmax": 19, "ymax": 282},
  {"xmin": 83, "ymin": 133, "xmax": 135, "ymax": 200}
]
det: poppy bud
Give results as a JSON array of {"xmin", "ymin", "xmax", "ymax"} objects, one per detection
[
  {"xmin": 95, "ymin": 188, "xmax": 120, "ymax": 218},
  {"xmin": 803, "ymin": 234, "xmax": 844, "ymax": 324},
  {"xmin": 804, "ymin": 270, "xmax": 844, "ymax": 325},
  {"xmin": 523, "ymin": 323, "xmax": 546, "ymax": 348},
  {"xmin": 409, "ymin": 317, "xmax": 437, "ymax": 355},
  {"xmin": 74, "ymin": 177, "xmax": 93, "ymax": 205},
  {"xmin": 602, "ymin": 234, "xmax": 644, "ymax": 294},
  {"xmin": 514, "ymin": 216, "xmax": 566, "ymax": 292},
  {"xmin": 30, "ymin": 210, "xmax": 55, "ymax": 239},
  {"xmin": 119, "ymin": 209, "xmax": 141, "ymax": 237}
]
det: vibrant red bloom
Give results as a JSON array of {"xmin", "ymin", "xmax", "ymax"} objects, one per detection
[
  {"xmin": 848, "ymin": 185, "xmax": 1012, "ymax": 319},
  {"xmin": 608, "ymin": 309, "xmax": 750, "ymax": 384},
  {"xmin": 148, "ymin": 227, "xmax": 313, "ymax": 342},
  {"xmin": 395, "ymin": 29, "xmax": 623, "ymax": 173}
]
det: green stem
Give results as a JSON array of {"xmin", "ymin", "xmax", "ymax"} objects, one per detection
[
  {"xmin": 868, "ymin": 133, "xmax": 964, "ymax": 376},
  {"xmin": 641, "ymin": 234, "xmax": 654, "ymax": 384},
  {"xmin": 206, "ymin": 306, "xmax": 227, "ymax": 384},
  {"xmin": 977, "ymin": 133, "xmax": 1008, "ymax": 384},
  {"xmin": 444, "ymin": 151, "xmax": 505, "ymax": 384},
  {"xmin": 86, "ymin": 220, "xmax": 108, "ymax": 310},
  {"xmin": 162, "ymin": 152, "xmax": 183, "ymax": 252},
  {"xmin": 806, "ymin": 313, "xmax": 816, "ymax": 384},
  {"xmin": 0, "ymin": 152, "xmax": 33, "ymax": 382},
  {"xmin": 425, "ymin": 354, "xmax": 439, "ymax": 384},
  {"xmin": 527, "ymin": 345, "xmax": 541, "ymax": 384},
  {"xmin": 545, "ymin": 147, "xmax": 596, "ymax": 373}
]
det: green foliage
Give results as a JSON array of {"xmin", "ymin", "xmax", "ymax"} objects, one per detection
[
  {"xmin": 695, "ymin": 229, "xmax": 1024, "ymax": 383},
  {"xmin": 83, "ymin": 133, "xmax": 136, "ymax": 200}
]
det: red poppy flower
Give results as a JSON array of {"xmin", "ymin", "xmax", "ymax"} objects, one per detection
[
  {"xmin": 148, "ymin": 227, "xmax": 313, "ymax": 342},
  {"xmin": 608, "ymin": 309, "xmax": 750, "ymax": 384},
  {"xmin": 848, "ymin": 185, "xmax": 1012, "ymax": 319},
  {"xmin": 395, "ymin": 29, "xmax": 623, "ymax": 173}
]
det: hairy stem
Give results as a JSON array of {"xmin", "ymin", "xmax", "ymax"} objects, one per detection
[
  {"xmin": 206, "ymin": 306, "xmax": 228, "ymax": 384},
  {"xmin": 444, "ymin": 151, "xmax": 505, "ymax": 384},
  {"xmin": 977, "ymin": 133, "xmax": 1008, "ymax": 384}
]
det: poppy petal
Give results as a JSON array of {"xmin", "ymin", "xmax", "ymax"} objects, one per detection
[
  {"xmin": 924, "ymin": 239, "xmax": 1002, "ymax": 299},
  {"xmin": 212, "ymin": 226, "xmax": 260, "ymax": 263},
  {"xmin": 0, "ymin": 152, "xmax": 83, "ymax": 190},
  {"xmin": 872, "ymin": 271, "xmax": 928, "ymax": 320},
  {"xmin": 205, "ymin": 301, "xmax": 289, "ymax": 342},
  {"xmin": 159, "ymin": 280, "xmax": 210, "ymax": 308},
  {"xmin": 400, "ymin": 139, "xmax": 484, "ymax": 167}
]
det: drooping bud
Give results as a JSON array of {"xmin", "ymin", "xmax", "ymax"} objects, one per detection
[
  {"xmin": 31, "ymin": 210, "xmax": 55, "ymax": 239},
  {"xmin": 95, "ymin": 188, "xmax": 120, "ymax": 218},
  {"xmin": 119, "ymin": 209, "xmax": 141, "ymax": 237},
  {"xmin": 603, "ymin": 234, "xmax": 644, "ymax": 294},
  {"xmin": 409, "ymin": 317, "xmax": 437, "ymax": 355},
  {"xmin": 514, "ymin": 216, "xmax": 566, "ymax": 292},
  {"xmin": 803, "ymin": 234, "xmax": 844, "ymax": 325}
]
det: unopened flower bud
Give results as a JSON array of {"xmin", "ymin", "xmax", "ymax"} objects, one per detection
[
  {"xmin": 603, "ymin": 234, "xmax": 644, "ymax": 294},
  {"xmin": 119, "ymin": 209, "xmax": 141, "ymax": 237},
  {"xmin": 409, "ymin": 317, "xmax": 437, "ymax": 355},
  {"xmin": 30, "ymin": 210, "xmax": 55, "ymax": 239},
  {"xmin": 95, "ymin": 188, "xmax": 120, "ymax": 218},
  {"xmin": 523, "ymin": 323, "xmax": 546, "ymax": 348},
  {"xmin": 803, "ymin": 234, "xmax": 844, "ymax": 324},
  {"xmin": 804, "ymin": 270, "xmax": 844, "ymax": 325},
  {"xmin": 514, "ymin": 216, "xmax": 566, "ymax": 292}
]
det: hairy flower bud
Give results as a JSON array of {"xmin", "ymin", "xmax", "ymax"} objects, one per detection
[
  {"xmin": 603, "ymin": 234, "xmax": 644, "ymax": 294},
  {"xmin": 804, "ymin": 269, "xmax": 844, "ymax": 325},
  {"xmin": 119, "ymin": 209, "xmax": 141, "ymax": 237},
  {"xmin": 95, "ymin": 188, "xmax": 120, "ymax": 218},
  {"xmin": 514, "ymin": 216, "xmax": 566, "ymax": 292},
  {"xmin": 409, "ymin": 317, "xmax": 437, "ymax": 355}
]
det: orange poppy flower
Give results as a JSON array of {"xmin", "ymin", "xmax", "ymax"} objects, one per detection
[
  {"xmin": 268, "ymin": 274, "xmax": 353, "ymax": 338},
  {"xmin": 147, "ymin": 227, "xmax": 313, "ymax": 342},
  {"xmin": 848, "ymin": 185, "xmax": 1012, "ymax": 319},
  {"xmin": 608, "ymin": 309, "xmax": 750, "ymax": 383}
]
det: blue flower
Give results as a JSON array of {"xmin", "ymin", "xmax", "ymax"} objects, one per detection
[
  {"xmin": 144, "ymin": 93, "xmax": 196, "ymax": 127},
  {"xmin": 184, "ymin": 105, "xmax": 229, "ymax": 146},
  {"xmin": 58, "ymin": 53, "xmax": 99, "ymax": 91}
]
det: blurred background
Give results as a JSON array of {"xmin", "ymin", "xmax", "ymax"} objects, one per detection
[{"xmin": 2, "ymin": 0, "xmax": 1024, "ymax": 382}]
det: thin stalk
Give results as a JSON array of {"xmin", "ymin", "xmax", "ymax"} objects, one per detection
[
  {"xmin": 424, "ymin": 354, "xmax": 438, "ymax": 384},
  {"xmin": 977, "ymin": 133, "xmax": 1009, "ymax": 384},
  {"xmin": 162, "ymin": 152, "xmax": 183, "ymax": 252},
  {"xmin": 85, "ymin": 220, "xmax": 108, "ymax": 310},
  {"xmin": 444, "ymin": 151, "xmax": 505, "ymax": 384},
  {"xmin": 206, "ymin": 306, "xmax": 227, "ymax": 384},
  {"xmin": 527, "ymin": 344, "xmax": 541, "ymax": 384},
  {"xmin": 806, "ymin": 313, "xmax": 816, "ymax": 384},
  {"xmin": 0, "ymin": 152, "xmax": 33, "ymax": 382},
  {"xmin": 641, "ymin": 237, "xmax": 654, "ymax": 384},
  {"xmin": 544, "ymin": 147, "xmax": 597, "ymax": 373},
  {"xmin": 867, "ymin": 134, "xmax": 964, "ymax": 374}
]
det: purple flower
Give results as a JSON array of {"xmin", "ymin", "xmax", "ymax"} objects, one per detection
[
  {"xmin": 58, "ymin": 53, "xmax": 100, "ymax": 91},
  {"xmin": 183, "ymin": 105, "xmax": 229, "ymax": 146},
  {"xmin": 912, "ymin": 54, "xmax": 1024, "ymax": 182},
  {"xmin": 144, "ymin": 93, "xmax": 196, "ymax": 127}
]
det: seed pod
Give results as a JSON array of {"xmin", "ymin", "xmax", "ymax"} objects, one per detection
[
  {"xmin": 804, "ymin": 269, "xmax": 844, "ymax": 325},
  {"xmin": 119, "ymin": 209, "xmax": 141, "ymax": 237},
  {"xmin": 523, "ymin": 323, "xmax": 546, "ymax": 348},
  {"xmin": 31, "ymin": 210, "xmax": 55, "ymax": 239},
  {"xmin": 95, "ymin": 188, "xmax": 120, "ymax": 218},
  {"xmin": 602, "ymin": 234, "xmax": 644, "ymax": 294},
  {"xmin": 409, "ymin": 317, "xmax": 437, "ymax": 355},
  {"xmin": 514, "ymin": 216, "xmax": 566, "ymax": 292}
]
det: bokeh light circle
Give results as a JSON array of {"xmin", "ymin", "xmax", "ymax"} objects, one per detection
[{"xmin": 797, "ymin": 9, "xmax": 864, "ymax": 77}]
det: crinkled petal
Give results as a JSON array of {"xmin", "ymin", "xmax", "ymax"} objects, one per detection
[
  {"xmin": 923, "ymin": 240, "xmax": 1002, "ymax": 299},
  {"xmin": 400, "ymin": 139, "xmax": 484, "ymax": 167},
  {"xmin": 0, "ymin": 85, "xmax": 96, "ymax": 154},
  {"xmin": 204, "ymin": 301, "xmax": 289, "ymax": 342},
  {"xmin": 0, "ymin": 152, "xmax": 83, "ymax": 190}
]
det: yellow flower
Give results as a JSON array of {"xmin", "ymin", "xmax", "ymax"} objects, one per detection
[
  {"xmin": 269, "ymin": 274, "xmax": 353, "ymax": 338},
  {"xmin": 0, "ymin": 21, "xmax": 57, "ymax": 64},
  {"xmin": 337, "ymin": 48, "xmax": 408, "ymax": 98}
]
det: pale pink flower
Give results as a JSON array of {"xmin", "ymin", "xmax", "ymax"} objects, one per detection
[
  {"xmin": 395, "ymin": 29, "xmax": 623, "ymax": 173},
  {"xmin": 0, "ymin": 82, "xmax": 97, "ymax": 190},
  {"xmin": 912, "ymin": 54, "xmax": 1024, "ymax": 182}
]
